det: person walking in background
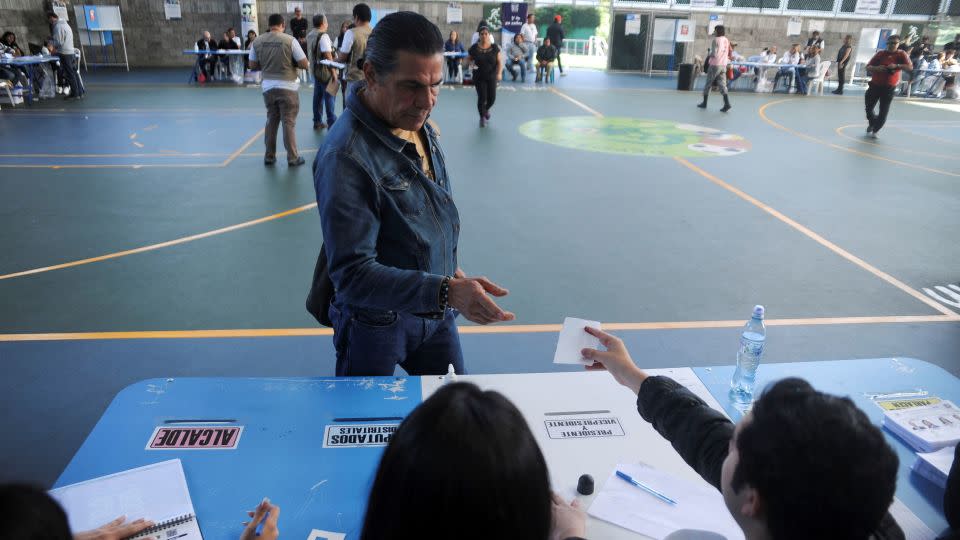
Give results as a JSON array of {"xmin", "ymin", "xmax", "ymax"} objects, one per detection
[
  {"xmin": 697, "ymin": 24, "xmax": 731, "ymax": 112},
  {"xmin": 546, "ymin": 15, "xmax": 566, "ymax": 77},
  {"xmin": 468, "ymin": 25, "xmax": 502, "ymax": 127},
  {"xmin": 249, "ymin": 13, "xmax": 309, "ymax": 166},
  {"xmin": 833, "ymin": 34, "xmax": 853, "ymax": 95},
  {"xmin": 443, "ymin": 31, "xmax": 465, "ymax": 81},
  {"xmin": 46, "ymin": 11, "xmax": 84, "ymax": 100},
  {"xmin": 863, "ymin": 34, "xmax": 911, "ymax": 139},
  {"xmin": 337, "ymin": 4, "xmax": 372, "ymax": 95}
]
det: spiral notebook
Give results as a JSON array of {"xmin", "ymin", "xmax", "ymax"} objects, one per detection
[{"xmin": 50, "ymin": 459, "xmax": 203, "ymax": 539}]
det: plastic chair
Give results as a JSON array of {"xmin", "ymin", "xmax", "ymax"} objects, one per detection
[
  {"xmin": 0, "ymin": 79, "xmax": 14, "ymax": 110},
  {"xmin": 807, "ymin": 61, "xmax": 831, "ymax": 95}
]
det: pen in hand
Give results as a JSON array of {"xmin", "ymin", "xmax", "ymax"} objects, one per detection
[{"xmin": 616, "ymin": 470, "xmax": 677, "ymax": 505}]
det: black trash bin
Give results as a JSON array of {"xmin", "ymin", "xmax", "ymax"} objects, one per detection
[{"xmin": 677, "ymin": 63, "xmax": 694, "ymax": 91}]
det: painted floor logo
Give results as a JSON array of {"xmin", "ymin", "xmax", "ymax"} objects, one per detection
[{"xmin": 519, "ymin": 117, "xmax": 751, "ymax": 158}]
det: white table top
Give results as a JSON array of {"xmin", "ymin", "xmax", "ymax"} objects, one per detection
[
  {"xmin": 182, "ymin": 49, "xmax": 250, "ymax": 56},
  {"xmin": 422, "ymin": 369, "xmax": 740, "ymax": 540}
]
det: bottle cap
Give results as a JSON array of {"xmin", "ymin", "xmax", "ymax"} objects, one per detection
[
  {"xmin": 753, "ymin": 305, "xmax": 765, "ymax": 319},
  {"xmin": 577, "ymin": 474, "xmax": 594, "ymax": 495}
]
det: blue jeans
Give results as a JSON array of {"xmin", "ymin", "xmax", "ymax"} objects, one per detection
[
  {"xmin": 313, "ymin": 80, "xmax": 337, "ymax": 125},
  {"xmin": 796, "ymin": 67, "xmax": 809, "ymax": 94},
  {"xmin": 329, "ymin": 302, "xmax": 465, "ymax": 376}
]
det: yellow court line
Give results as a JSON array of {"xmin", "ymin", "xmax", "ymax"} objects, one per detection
[
  {"xmin": 0, "ymin": 203, "xmax": 317, "ymax": 281},
  {"xmin": 674, "ymin": 156, "xmax": 959, "ymax": 319},
  {"xmin": 0, "ymin": 163, "xmax": 223, "ymax": 169},
  {"xmin": 758, "ymin": 99, "xmax": 960, "ymax": 177},
  {"xmin": 548, "ymin": 87, "xmax": 604, "ymax": 118},
  {"xmin": 0, "ymin": 315, "xmax": 954, "ymax": 342},
  {"xmin": 888, "ymin": 124, "xmax": 960, "ymax": 145},
  {"xmin": 222, "ymin": 128, "xmax": 266, "ymax": 166},
  {"xmin": 0, "ymin": 152, "xmax": 228, "ymax": 158},
  {"xmin": 834, "ymin": 124, "xmax": 960, "ymax": 160},
  {"xmin": 546, "ymin": 88, "xmax": 957, "ymax": 320}
]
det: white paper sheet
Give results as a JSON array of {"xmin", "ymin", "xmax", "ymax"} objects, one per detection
[
  {"xmin": 588, "ymin": 463, "xmax": 744, "ymax": 540},
  {"xmin": 50, "ymin": 459, "xmax": 196, "ymax": 533},
  {"xmin": 553, "ymin": 317, "xmax": 601, "ymax": 365}
]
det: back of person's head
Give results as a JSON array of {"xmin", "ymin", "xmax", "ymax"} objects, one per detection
[
  {"xmin": 268, "ymin": 13, "xmax": 283, "ymax": 27},
  {"xmin": 732, "ymin": 378, "xmax": 898, "ymax": 540},
  {"xmin": 715, "ymin": 25, "xmax": 725, "ymax": 36},
  {"xmin": 364, "ymin": 11, "xmax": 443, "ymax": 76},
  {"xmin": 360, "ymin": 382, "xmax": 552, "ymax": 540},
  {"xmin": 0, "ymin": 484, "xmax": 72, "ymax": 540},
  {"xmin": 313, "ymin": 14, "xmax": 324, "ymax": 27},
  {"xmin": 353, "ymin": 3, "xmax": 372, "ymax": 23},
  {"xmin": 477, "ymin": 19, "xmax": 488, "ymax": 31}
]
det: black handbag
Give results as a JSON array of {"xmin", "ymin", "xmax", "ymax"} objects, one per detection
[{"xmin": 305, "ymin": 243, "xmax": 334, "ymax": 327}]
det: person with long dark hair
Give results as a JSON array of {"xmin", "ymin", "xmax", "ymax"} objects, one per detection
[
  {"xmin": 467, "ymin": 25, "xmax": 502, "ymax": 127},
  {"xmin": 361, "ymin": 382, "xmax": 586, "ymax": 540},
  {"xmin": 698, "ymin": 24, "xmax": 731, "ymax": 112}
]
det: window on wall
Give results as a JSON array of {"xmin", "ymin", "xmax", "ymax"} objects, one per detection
[
  {"xmin": 785, "ymin": 0, "xmax": 835, "ymax": 10},
  {"xmin": 730, "ymin": 0, "xmax": 781, "ymax": 8},
  {"xmin": 891, "ymin": 0, "xmax": 940, "ymax": 15},
  {"xmin": 838, "ymin": 0, "xmax": 889, "ymax": 12}
]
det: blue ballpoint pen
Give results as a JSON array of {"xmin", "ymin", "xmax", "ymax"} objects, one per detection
[{"xmin": 616, "ymin": 470, "xmax": 678, "ymax": 505}]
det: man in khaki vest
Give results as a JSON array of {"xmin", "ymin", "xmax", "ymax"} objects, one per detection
[
  {"xmin": 249, "ymin": 13, "xmax": 309, "ymax": 166},
  {"xmin": 336, "ymin": 3, "xmax": 372, "ymax": 94}
]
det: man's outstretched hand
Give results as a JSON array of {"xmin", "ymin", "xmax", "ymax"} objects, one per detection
[{"xmin": 448, "ymin": 275, "xmax": 516, "ymax": 325}]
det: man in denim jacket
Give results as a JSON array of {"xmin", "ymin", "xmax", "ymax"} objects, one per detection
[{"xmin": 314, "ymin": 12, "xmax": 515, "ymax": 377}]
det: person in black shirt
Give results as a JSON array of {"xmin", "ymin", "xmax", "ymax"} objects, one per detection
[
  {"xmin": 833, "ymin": 34, "xmax": 854, "ymax": 95},
  {"xmin": 290, "ymin": 6, "xmax": 308, "ymax": 50},
  {"xmin": 467, "ymin": 25, "xmax": 501, "ymax": 127},
  {"xmin": 806, "ymin": 30, "xmax": 824, "ymax": 51},
  {"xmin": 580, "ymin": 327, "xmax": 906, "ymax": 540},
  {"xmin": 535, "ymin": 37, "xmax": 557, "ymax": 83},
  {"xmin": 546, "ymin": 15, "xmax": 565, "ymax": 76},
  {"xmin": 195, "ymin": 30, "xmax": 218, "ymax": 80}
]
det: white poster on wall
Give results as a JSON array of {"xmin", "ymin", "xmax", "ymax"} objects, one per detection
[
  {"xmin": 625, "ymin": 14, "xmax": 643, "ymax": 35},
  {"xmin": 52, "ymin": 0, "xmax": 69, "ymax": 21},
  {"xmin": 708, "ymin": 14, "xmax": 723, "ymax": 35},
  {"xmin": 675, "ymin": 19, "xmax": 694, "ymax": 42},
  {"xmin": 286, "ymin": 1, "xmax": 303, "ymax": 13},
  {"xmin": 164, "ymin": 0, "xmax": 182, "ymax": 20},
  {"xmin": 240, "ymin": 0, "xmax": 259, "ymax": 37},
  {"xmin": 691, "ymin": 0, "xmax": 718, "ymax": 7},
  {"xmin": 808, "ymin": 19, "xmax": 825, "ymax": 33},
  {"xmin": 447, "ymin": 2, "xmax": 463, "ymax": 24},
  {"xmin": 854, "ymin": 0, "xmax": 882, "ymax": 15},
  {"xmin": 787, "ymin": 17, "xmax": 802, "ymax": 36}
]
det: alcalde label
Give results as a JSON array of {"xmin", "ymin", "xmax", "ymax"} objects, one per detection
[
  {"xmin": 544, "ymin": 417, "xmax": 625, "ymax": 439},
  {"xmin": 146, "ymin": 426, "xmax": 243, "ymax": 450},
  {"xmin": 323, "ymin": 424, "xmax": 399, "ymax": 448}
]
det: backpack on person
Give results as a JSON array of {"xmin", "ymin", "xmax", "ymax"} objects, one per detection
[{"xmin": 313, "ymin": 32, "xmax": 334, "ymax": 84}]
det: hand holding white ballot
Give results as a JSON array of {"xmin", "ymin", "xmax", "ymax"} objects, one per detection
[
  {"xmin": 589, "ymin": 463, "xmax": 744, "ymax": 540},
  {"xmin": 553, "ymin": 317, "xmax": 602, "ymax": 365}
]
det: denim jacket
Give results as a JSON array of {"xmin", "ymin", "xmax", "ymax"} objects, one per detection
[{"xmin": 313, "ymin": 83, "xmax": 460, "ymax": 315}]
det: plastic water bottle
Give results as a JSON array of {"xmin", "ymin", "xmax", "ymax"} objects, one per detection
[{"xmin": 730, "ymin": 305, "xmax": 765, "ymax": 404}]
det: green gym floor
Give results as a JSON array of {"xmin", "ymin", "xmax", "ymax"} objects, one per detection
[{"xmin": 1, "ymin": 68, "xmax": 958, "ymax": 486}]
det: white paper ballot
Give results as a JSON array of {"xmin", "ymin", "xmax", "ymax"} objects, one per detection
[
  {"xmin": 553, "ymin": 317, "xmax": 602, "ymax": 365},
  {"xmin": 589, "ymin": 463, "xmax": 744, "ymax": 540}
]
